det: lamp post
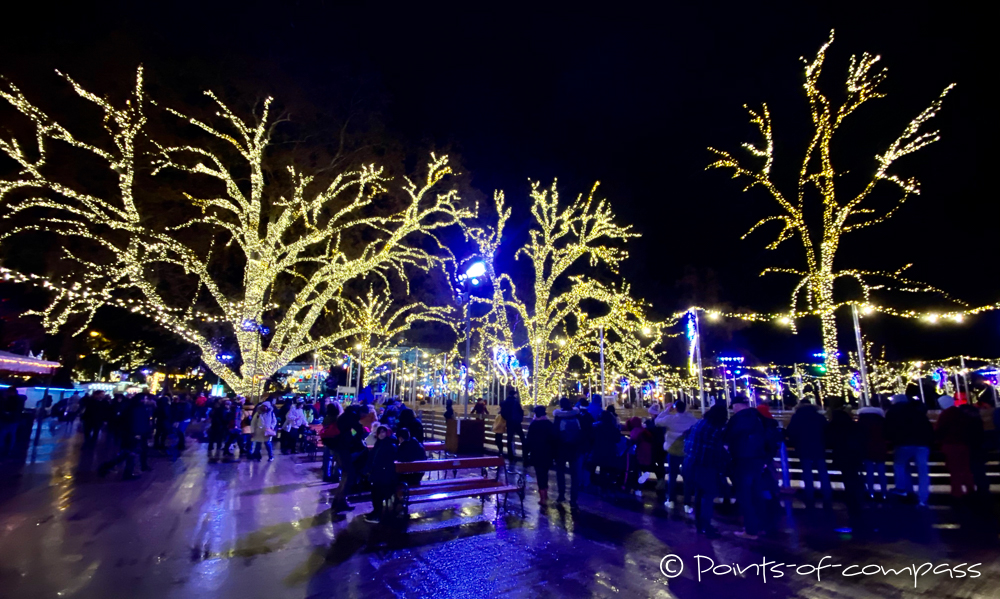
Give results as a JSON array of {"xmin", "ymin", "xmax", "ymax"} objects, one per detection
[
  {"xmin": 456, "ymin": 258, "xmax": 488, "ymax": 417},
  {"xmin": 310, "ymin": 353, "xmax": 320, "ymax": 400},
  {"xmin": 599, "ymin": 325, "xmax": 607, "ymax": 408},
  {"xmin": 850, "ymin": 304, "xmax": 871, "ymax": 407}
]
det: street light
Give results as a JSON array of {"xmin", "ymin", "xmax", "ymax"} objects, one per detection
[{"xmin": 456, "ymin": 257, "xmax": 489, "ymax": 417}]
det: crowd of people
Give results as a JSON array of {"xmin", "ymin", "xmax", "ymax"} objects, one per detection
[
  {"xmin": 513, "ymin": 391, "xmax": 998, "ymax": 539},
  {"xmin": 4, "ymin": 382, "xmax": 999, "ymax": 537}
]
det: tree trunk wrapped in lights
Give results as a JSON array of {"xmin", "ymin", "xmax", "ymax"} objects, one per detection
[
  {"xmin": 0, "ymin": 68, "xmax": 472, "ymax": 398},
  {"xmin": 708, "ymin": 30, "xmax": 957, "ymax": 384},
  {"xmin": 464, "ymin": 182, "xmax": 662, "ymax": 405}
]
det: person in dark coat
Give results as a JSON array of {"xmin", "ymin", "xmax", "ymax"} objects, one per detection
[
  {"xmin": 80, "ymin": 391, "xmax": 108, "ymax": 449},
  {"xmin": 885, "ymin": 394, "xmax": 933, "ymax": 506},
  {"xmin": 785, "ymin": 400, "xmax": 832, "ymax": 504},
  {"xmin": 331, "ymin": 405, "xmax": 366, "ymax": 512},
  {"xmin": 684, "ymin": 403, "xmax": 729, "ymax": 537},
  {"xmin": 525, "ymin": 406, "xmax": 557, "ymax": 507},
  {"xmin": 169, "ymin": 396, "xmax": 193, "ymax": 451},
  {"xmin": 935, "ymin": 396, "xmax": 976, "ymax": 498},
  {"xmin": 857, "ymin": 405, "xmax": 888, "ymax": 498},
  {"xmin": 364, "ymin": 426, "xmax": 398, "ymax": 523},
  {"xmin": 0, "ymin": 387, "xmax": 26, "ymax": 458},
  {"xmin": 396, "ymin": 427, "xmax": 427, "ymax": 487},
  {"xmin": 827, "ymin": 410, "xmax": 865, "ymax": 520},
  {"xmin": 552, "ymin": 397, "xmax": 584, "ymax": 507},
  {"xmin": 499, "ymin": 393, "xmax": 525, "ymax": 463},
  {"xmin": 98, "ymin": 395, "xmax": 154, "ymax": 479},
  {"xmin": 591, "ymin": 409, "xmax": 624, "ymax": 489},
  {"xmin": 153, "ymin": 395, "xmax": 171, "ymax": 450},
  {"xmin": 207, "ymin": 399, "xmax": 232, "ymax": 454},
  {"xmin": 723, "ymin": 396, "xmax": 767, "ymax": 539},
  {"xmin": 443, "ymin": 399, "xmax": 455, "ymax": 421},
  {"xmin": 397, "ymin": 409, "xmax": 424, "ymax": 443}
]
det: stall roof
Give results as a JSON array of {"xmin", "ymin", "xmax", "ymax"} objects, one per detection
[{"xmin": 0, "ymin": 351, "xmax": 60, "ymax": 374}]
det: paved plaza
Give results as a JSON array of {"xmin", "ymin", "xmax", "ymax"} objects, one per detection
[{"xmin": 1, "ymin": 426, "xmax": 998, "ymax": 599}]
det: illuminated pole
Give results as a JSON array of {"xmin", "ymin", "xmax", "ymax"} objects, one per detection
[
  {"xmin": 693, "ymin": 311, "xmax": 705, "ymax": 407},
  {"xmin": 851, "ymin": 304, "xmax": 871, "ymax": 407},
  {"xmin": 532, "ymin": 342, "xmax": 539, "ymax": 407},
  {"xmin": 599, "ymin": 325, "xmax": 607, "ymax": 408},
  {"xmin": 464, "ymin": 306, "xmax": 471, "ymax": 417},
  {"xmin": 310, "ymin": 353, "xmax": 319, "ymax": 399}
]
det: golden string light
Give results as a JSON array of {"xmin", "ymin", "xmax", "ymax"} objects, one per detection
[
  {"xmin": 707, "ymin": 29, "xmax": 958, "ymax": 380},
  {"xmin": 463, "ymin": 181, "xmax": 662, "ymax": 404},
  {"xmin": 0, "ymin": 68, "xmax": 473, "ymax": 398}
]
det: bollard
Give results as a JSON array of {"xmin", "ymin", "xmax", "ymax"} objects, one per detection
[{"xmin": 779, "ymin": 441, "xmax": 791, "ymax": 489}]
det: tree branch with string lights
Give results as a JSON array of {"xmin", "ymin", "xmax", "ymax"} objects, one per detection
[
  {"xmin": 0, "ymin": 68, "xmax": 472, "ymax": 398},
  {"xmin": 464, "ymin": 181, "xmax": 662, "ymax": 405},
  {"xmin": 708, "ymin": 30, "xmax": 958, "ymax": 381}
]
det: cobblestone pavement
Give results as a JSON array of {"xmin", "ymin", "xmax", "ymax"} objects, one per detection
[{"xmin": 1, "ymin": 424, "xmax": 998, "ymax": 598}]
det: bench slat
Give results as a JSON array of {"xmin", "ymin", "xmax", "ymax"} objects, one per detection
[{"xmin": 395, "ymin": 456, "xmax": 505, "ymax": 473}]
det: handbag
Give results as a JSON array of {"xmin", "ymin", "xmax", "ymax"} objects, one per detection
[{"xmin": 492, "ymin": 414, "xmax": 507, "ymax": 434}]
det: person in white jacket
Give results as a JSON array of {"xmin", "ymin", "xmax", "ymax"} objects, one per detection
[
  {"xmin": 281, "ymin": 401, "xmax": 308, "ymax": 454},
  {"xmin": 655, "ymin": 400, "xmax": 698, "ymax": 512}
]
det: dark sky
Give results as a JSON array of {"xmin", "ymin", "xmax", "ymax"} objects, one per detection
[{"xmin": 0, "ymin": 1, "xmax": 994, "ymax": 367}]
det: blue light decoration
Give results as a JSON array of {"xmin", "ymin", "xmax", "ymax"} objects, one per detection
[
  {"xmin": 686, "ymin": 312, "xmax": 698, "ymax": 376},
  {"xmin": 976, "ymin": 369, "xmax": 999, "ymax": 386},
  {"xmin": 848, "ymin": 372, "xmax": 862, "ymax": 395},
  {"xmin": 216, "ymin": 353, "xmax": 234, "ymax": 363},
  {"xmin": 719, "ymin": 356, "xmax": 744, "ymax": 363},
  {"xmin": 520, "ymin": 366, "xmax": 530, "ymax": 387},
  {"xmin": 641, "ymin": 382, "xmax": 653, "ymax": 397},
  {"xmin": 932, "ymin": 368, "xmax": 948, "ymax": 392},
  {"xmin": 459, "ymin": 364, "xmax": 468, "ymax": 381},
  {"xmin": 619, "ymin": 376, "xmax": 630, "ymax": 391},
  {"xmin": 492, "ymin": 346, "xmax": 511, "ymax": 375},
  {"xmin": 438, "ymin": 370, "xmax": 446, "ymax": 387},
  {"xmin": 241, "ymin": 319, "xmax": 258, "ymax": 332},
  {"xmin": 467, "ymin": 377, "xmax": 476, "ymax": 393}
]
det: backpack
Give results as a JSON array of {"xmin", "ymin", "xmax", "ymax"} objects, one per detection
[{"xmin": 558, "ymin": 415, "xmax": 581, "ymax": 445}]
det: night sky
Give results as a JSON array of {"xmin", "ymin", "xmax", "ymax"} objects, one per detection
[{"xmin": 0, "ymin": 1, "xmax": 994, "ymax": 368}]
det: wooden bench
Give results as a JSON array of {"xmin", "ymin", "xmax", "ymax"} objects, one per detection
[{"xmin": 393, "ymin": 456, "xmax": 525, "ymax": 518}]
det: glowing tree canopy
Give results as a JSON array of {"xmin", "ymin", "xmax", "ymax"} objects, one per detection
[
  {"xmin": 708, "ymin": 30, "xmax": 956, "ymax": 379},
  {"xmin": 0, "ymin": 68, "xmax": 471, "ymax": 397},
  {"xmin": 325, "ymin": 285, "xmax": 453, "ymax": 387},
  {"xmin": 464, "ymin": 181, "xmax": 662, "ymax": 405}
]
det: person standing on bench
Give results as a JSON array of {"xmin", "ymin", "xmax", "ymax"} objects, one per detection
[
  {"xmin": 553, "ymin": 397, "xmax": 584, "ymax": 508},
  {"xmin": 364, "ymin": 426, "xmax": 398, "ymax": 524},
  {"xmin": 500, "ymin": 392, "xmax": 525, "ymax": 464},
  {"xmin": 525, "ymin": 406, "xmax": 557, "ymax": 508}
]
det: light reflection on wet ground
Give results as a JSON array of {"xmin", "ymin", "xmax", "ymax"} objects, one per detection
[{"xmin": 0, "ymin": 424, "xmax": 998, "ymax": 598}]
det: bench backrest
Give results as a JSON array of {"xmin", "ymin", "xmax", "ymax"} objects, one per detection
[{"xmin": 395, "ymin": 456, "xmax": 505, "ymax": 474}]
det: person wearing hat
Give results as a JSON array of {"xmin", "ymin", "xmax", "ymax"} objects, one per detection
[{"xmin": 885, "ymin": 394, "xmax": 933, "ymax": 506}]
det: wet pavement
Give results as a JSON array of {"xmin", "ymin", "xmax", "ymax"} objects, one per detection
[{"xmin": 1, "ymin": 423, "xmax": 999, "ymax": 599}]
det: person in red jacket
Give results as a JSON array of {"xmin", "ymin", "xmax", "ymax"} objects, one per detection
[{"xmin": 935, "ymin": 396, "xmax": 975, "ymax": 498}]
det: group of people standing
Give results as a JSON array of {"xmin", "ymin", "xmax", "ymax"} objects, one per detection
[{"xmin": 507, "ymin": 390, "xmax": 997, "ymax": 540}]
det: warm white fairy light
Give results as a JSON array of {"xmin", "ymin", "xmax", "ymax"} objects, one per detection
[
  {"xmin": 462, "ymin": 181, "xmax": 662, "ymax": 404},
  {"xmin": 0, "ymin": 68, "xmax": 472, "ymax": 398},
  {"xmin": 708, "ymin": 30, "xmax": 957, "ymax": 381}
]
